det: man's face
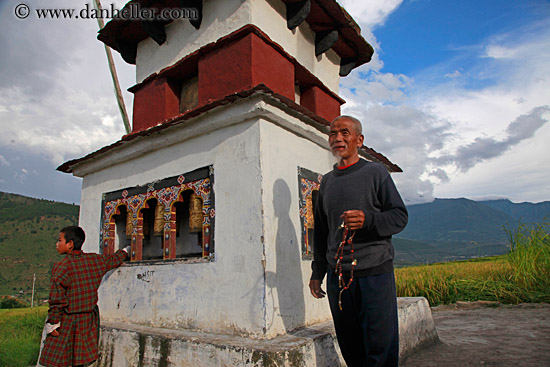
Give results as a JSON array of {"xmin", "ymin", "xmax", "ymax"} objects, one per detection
[
  {"xmin": 329, "ymin": 118, "xmax": 364, "ymax": 161},
  {"xmin": 56, "ymin": 232, "xmax": 73, "ymax": 255}
]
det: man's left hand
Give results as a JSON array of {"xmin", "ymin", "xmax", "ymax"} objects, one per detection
[{"xmin": 341, "ymin": 210, "xmax": 365, "ymax": 230}]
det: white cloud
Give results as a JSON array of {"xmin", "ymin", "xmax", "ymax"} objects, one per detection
[
  {"xmin": 0, "ymin": 84, "xmax": 127, "ymax": 165},
  {"xmin": 339, "ymin": 0, "xmax": 403, "ymax": 27},
  {"xmin": 0, "ymin": 155, "xmax": 9, "ymax": 167},
  {"xmin": 338, "ymin": 1, "xmax": 550, "ymax": 204},
  {"xmin": 341, "ymin": 98, "xmax": 454, "ymax": 204},
  {"xmin": 444, "ymin": 70, "xmax": 462, "ymax": 79},
  {"xmin": 15, "ymin": 168, "xmax": 29, "ymax": 183},
  {"xmin": 484, "ymin": 45, "xmax": 518, "ymax": 59},
  {"xmin": 435, "ymin": 121, "xmax": 550, "ymax": 203},
  {"xmin": 434, "ymin": 106, "xmax": 549, "ymax": 171},
  {"xmin": 337, "ymin": 0, "xmax": 404, "ymax": 74},
  {"xmin": 341, "ymin": 70, "xmax": 411, "ymax": 106}
]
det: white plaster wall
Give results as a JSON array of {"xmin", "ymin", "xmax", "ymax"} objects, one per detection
[
  {"xmin": 80, "ymin": 120, "xmax": 268, "ymax": 337},
  {"xmin": 258, "ymin": 118, "xmax": 335, "ymax": 336},
  {"xmin": 74, "ymin": 94, "xmax": 337, "ymax": 338},
  {"xmin": 136, "ymin": 0, "xmax": 341, "ymax": 93}
]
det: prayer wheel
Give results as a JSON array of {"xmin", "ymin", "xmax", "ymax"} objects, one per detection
[
  {"xmin": 306, "ymin": 196, "xmax": 314, "ymax": 229},
  {"xmin": 143, "ymin": 210, "xmax": 150, "ymax": 237},
  {"xmin": 189, "ymin": 195, "xmax": 203, "ymax": 233},
  {"xmin": 175, "ymin": 211, "xmax": 181, "ymax": 237},
  {"xmin": 126, "ymin": 212, "xmax": 133, "ymax": 236},
  {"xmin": 153, "ymin": 202, "xmax": 165, "ymax": 237}
]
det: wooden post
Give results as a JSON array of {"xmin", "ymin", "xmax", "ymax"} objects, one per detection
[
  {"xmin": 93, "ymin": 0, "xmax": 131, "ymax": 134},
  {"xmin": 31, "ymin": 273, "xmax": 35, "ymax": 308}
]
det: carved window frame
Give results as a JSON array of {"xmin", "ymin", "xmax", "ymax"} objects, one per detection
[
  {"xmin": 298, "ymin": 167, "xmax": 322, "ymax": 260},
  {"xmin": 100, "ymin": 166, "xmax": 215, "ymax": 263}
]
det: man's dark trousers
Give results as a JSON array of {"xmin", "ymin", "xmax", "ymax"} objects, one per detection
[{"xmin": 327, "ymin": 270, "xmax": 399, "ymax": 367}]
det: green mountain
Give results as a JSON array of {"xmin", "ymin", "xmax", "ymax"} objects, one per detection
[
  {"xmin": 398, "ymin": 198, "xmax": 517, "ymax": 243},
  {"xmin": 394, "ymin": 197, "xmax": 550, "ymax": 265},
  {"xmin": 0, "ymin": 192, "xmax": 79, "ymax": 304},
  {"xmin": 478, "ymin": 199, "xmax": 550, "ymax": 223}
]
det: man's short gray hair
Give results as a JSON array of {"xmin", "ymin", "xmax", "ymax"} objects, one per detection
[{"xmin": 332, "ymin": 115, "xmax": 362, "ymax": 135}]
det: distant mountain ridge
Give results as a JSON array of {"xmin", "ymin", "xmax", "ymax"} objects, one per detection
[
  {"xmin": 393, "ymin": 197, "xmax": 550, "ymax": 266},
  {"xmin": 478, "ymin": 199, "xmax": 550, "ymax": 223},
  {"xmin": 398, "ymin": 198, "xmax": 516, "ymax": 243}
]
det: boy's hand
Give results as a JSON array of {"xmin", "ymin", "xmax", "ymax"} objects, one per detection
[
  {"xmin": 45, "ymin": 322, "xmax": 60, "ymax": 335},
  {"xmin": 122, "ymin": 246, "xmax": 131, "ymax": 258}
]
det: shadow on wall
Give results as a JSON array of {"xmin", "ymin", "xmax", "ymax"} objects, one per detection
[{"xmin": 266, "ymin": 178, "xmax": 305, "ymax": 333}]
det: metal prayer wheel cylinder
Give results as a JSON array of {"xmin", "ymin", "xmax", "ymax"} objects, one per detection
[
  {"xmin": 126, "ymin": 212, "xmax": 133, "ymax": 236},
  {"xmin": 153, "ymin": 203, "xmax": 165, "ymax": 237},
  {"xmin": 143, "ymin": 212, "xmax": 150, "ymax": 237},
  {"xmin": 306, "ymin": 196, "xmax": 314, "ymax": 229},
  {"xmin": 189, "ymin": 195, "xmax": 203, "ymax": 233},
  {"xmin": 175, "ymin": 212, "xmax": 181, "ymax": 237}
]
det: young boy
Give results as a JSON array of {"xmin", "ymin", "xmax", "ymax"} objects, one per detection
[{"xmin": 39, "ymin": 226, "xmax": 129, "ymax": 367}]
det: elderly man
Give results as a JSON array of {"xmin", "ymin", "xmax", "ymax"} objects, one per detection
[{"xmin": 309, "ymin": 115, "xmax": 408, "ymax": 367}]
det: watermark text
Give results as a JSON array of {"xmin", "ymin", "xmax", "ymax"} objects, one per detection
[{"xmin": 15, "ymin": 3, "xmax": 198, "ymax": 21}]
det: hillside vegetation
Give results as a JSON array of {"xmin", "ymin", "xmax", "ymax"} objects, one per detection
[
  {"xmin": 479, "ymin": 199, "xmax": 550, "ymax": 223},
  {"xmin": 399, "ymin": 198, "xmax": 515, "ymax": 243},
  {"xmin": 396, "ymin": 221, "xmax": 550, "ymax": 305},
  {"xmin": 394, "ymin": 198, "xmax": 550, "ymax": 264},
  {"xmin": 0, "ymin": 192, "xmax": 79, "ymax": 303}
]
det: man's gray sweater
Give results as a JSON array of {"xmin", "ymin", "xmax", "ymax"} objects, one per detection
[{"xmin": 311, "ymin": 159, "xmax": 408, "ymax": 281}]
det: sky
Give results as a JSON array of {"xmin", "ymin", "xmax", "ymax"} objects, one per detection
[{"xmin": 0, "ymin": 0, "xmax": 549, "ymax": 205}]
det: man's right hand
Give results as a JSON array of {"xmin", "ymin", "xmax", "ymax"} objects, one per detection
[{"xmin": 309, "ymin": 279, "xmax": 326, "ymax": 299}]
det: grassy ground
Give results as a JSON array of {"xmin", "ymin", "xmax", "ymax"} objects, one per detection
[
  {"xmin": 396, "ymin": 221, "xmax": 550, "ymax": 305},
  {"xmin": 0, "ymin": 306, "xmax": 47, "ymax": 367}
]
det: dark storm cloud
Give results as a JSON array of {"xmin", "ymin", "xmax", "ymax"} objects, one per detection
[{"xmin": 436, "ymin": 106, "xmax": 550, "ymax": 172}]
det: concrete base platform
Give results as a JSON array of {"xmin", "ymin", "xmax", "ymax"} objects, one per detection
[
  {"xmin": 397, "ymin": 297, "xmax": 440, "ymax": 357},
  {"xmin": 85, "ymin": 297, "xmax": 438, "ymax": 367},
  {"xmin": 93, "ymin": 320, "xmax": 342, "ymax": 367}
]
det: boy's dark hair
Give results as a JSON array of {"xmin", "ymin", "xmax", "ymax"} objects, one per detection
[{"xmin": 60, "ymin": 226, "xmax": 85, "ymax": 250}]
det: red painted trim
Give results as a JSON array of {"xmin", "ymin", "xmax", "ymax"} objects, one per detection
[
  {"xmin": 58, "ymin": 85, "xmax": 402, "ymax": 174},
  {"xmin": 131, "ymin": 24, "xmax": 344, "ymax": 132},
  {"xmin": 132, "ymin": 77, "xmax": 180, "ymax": 133},
  {"xmin": 198, "ymin": 32, "xmax": 295, "ymax": 105},
  {"xmin": 300, "ymin": 85, "xmax": 341, "ymax": 122},
  {"xmin": 250, "ymin": 33, "xmax": 295, "ymax": 100},
  {"xmin": 129, "ymin": 25, "xmax": 344, "ymax": 104}
]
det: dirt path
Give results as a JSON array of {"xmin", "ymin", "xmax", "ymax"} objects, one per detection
[{"xmin": 402, "ymin": 302, "xmax": 550, "ymax": 367}]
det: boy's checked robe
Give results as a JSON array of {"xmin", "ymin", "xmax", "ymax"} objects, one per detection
[{"xmin": 39, "ymin": 249, "xmax": 128, "ymax": 367}]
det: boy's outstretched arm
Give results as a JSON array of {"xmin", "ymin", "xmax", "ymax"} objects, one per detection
[{"xmin": 104, "ymin": 246, "xmax": 130, "ymax": 271}]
